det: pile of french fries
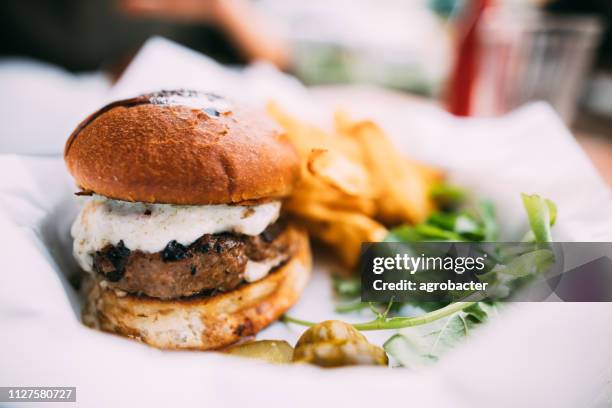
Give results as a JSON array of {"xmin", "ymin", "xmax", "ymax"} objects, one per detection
[{"xmin": 268, "ymin": 103, "xmax": 442, "ymax": 268}]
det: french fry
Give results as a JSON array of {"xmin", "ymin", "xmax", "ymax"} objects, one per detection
[
  {"xmin": 269, "ymin": 103, "xmax": 364, "ymax": 164},
  {"xmin": 268, "ymin": 102, "xmax": 441, "ymax": 269},
  {"xmin": 291, "ymin": 203, "xmax": 388, "ymax": 267},
  {"xmin": 307, "ymin": 149, "xmax": 373, "ymax": 197},
  {"xmin": 342, "ymin": 120, "xmax": 435, "ymax": 224},
  {"xmin": 286, "ymin": 186, "xmax": 376, "ymax": 216},
  {"xmin": 408, "ymin": 158, "xmax": 445, "ymax": 185}
]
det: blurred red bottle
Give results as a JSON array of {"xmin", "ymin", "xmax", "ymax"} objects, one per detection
[{"xmin": 446, "ymin": 0, "xmax": 491, "ymax": 116}]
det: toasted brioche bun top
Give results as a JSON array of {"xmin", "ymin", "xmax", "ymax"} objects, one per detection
[{"xmin": 65, "ymin": 90, "xmax": 299, "ymax": 205}]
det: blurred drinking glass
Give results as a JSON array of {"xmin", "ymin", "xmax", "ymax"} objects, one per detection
[{"xmin": 471, "ymin": 8, "xmax": 603, "ymax": 124}]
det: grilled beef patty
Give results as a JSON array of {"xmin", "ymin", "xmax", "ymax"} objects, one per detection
[{"xmin": 92, "ymin": 221, "xmax": 292, "ymax": 299}]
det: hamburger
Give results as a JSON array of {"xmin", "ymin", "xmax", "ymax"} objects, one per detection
[{"xmin": 65, "ymin": 90, "xmax": 311, "ymax": 350}]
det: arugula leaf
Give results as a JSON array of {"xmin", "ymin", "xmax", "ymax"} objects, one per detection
[
  {"xmin": 414, "ymin": 224, "xmax": 465, "ymax": 241},
  {"xmin": 383, "ymin": 303, "xmax": 498, "ymax": 367},
  {"xmin": 387, "ymin": 194, "xmax": 499, "ymax": 244},
  {"xmin": 326, "ymin": 193, "xmax": 558, "ymax": 368},
  {"xmin": 476, "ymin": 200, "xmax": 498, "ymax": 241},
  {"xmin": 381, "ymin": 194, "xmax": 557, "ymax": 367},
  {"xmin": 430, "ymin": 182, "xmax": 466, "ymax": 210},
  {"xmin": 494, "ymin": 249, "xmax": 555, "ymax": 278},
  {"xmin": 454, "ymin": 214, "xmax": 483, "ymax": 236},
  {"xmin": 521, "ymin": 193, "xmax": 557, "ymax": 243},
  {"xmin": 386, "ymin": 222, "xmax": 467, "ymax": 242},
  {"xmin": 478, "ymin": 249, "xmax": 555, "ymax": 299},
  {"xmin": 385, "ymin": 225, "xmax": 426, "ymax": 242},
  {"xmin": 332, "ymin": 274, "xmax": 361, "ymax": 298},
  {"xmin": 335, "ymin": 302, "xmax": 369, "ymax": 313},
  {"xmin": 426, "ymin": 212, "xmax": 485, "ymax": 240}
]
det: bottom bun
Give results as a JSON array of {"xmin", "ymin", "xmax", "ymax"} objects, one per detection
[{"xmin": 82, "ymin": 226, "xmax": 311, "ymax": 350}]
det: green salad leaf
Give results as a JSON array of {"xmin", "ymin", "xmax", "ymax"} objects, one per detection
[
  {"xmin": 521, "ymin": 193, "xmax": 556, "ymax": 243},
  {"xmin": 332, "ymin": 274, "xmax": 361, "ymax": 298},
  {"xmin": 386, "ymin": 185, "xmax": 500, "ymax": 244},
  {"xmin": 477, "ymin": 200, "xmax": 499, "ymax": 241},
  {"xmin": 379, "ymin": 192, "xmax": 557, "ymax": 366},
  {"xmin": 284, "ymin": 189, "xmax": 559, "ymax": 369},
  {"xmin": 383, "ymin": 302, "xmax": 498, "ymax": 367},
  {"xmin": 429, "ymin": 182, "xmax": 466, "ymax": 210}
]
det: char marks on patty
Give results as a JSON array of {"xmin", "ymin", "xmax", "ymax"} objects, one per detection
[{"xmin": 92, "ymin": 220, "xmax": 292, "ymax": 300}]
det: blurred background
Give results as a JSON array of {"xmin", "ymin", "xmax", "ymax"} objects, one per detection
[{"xmin": 1, "ymin": 0, "xmax": 611, "ymax": 184}]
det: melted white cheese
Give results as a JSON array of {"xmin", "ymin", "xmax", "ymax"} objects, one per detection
[
  {"xmin": 243, "ymin": 256, "xmax": 285, "ymax": 283},
  {"xmin": 71, "ymin": 195, "xmax": 280, "ymax": 272}
]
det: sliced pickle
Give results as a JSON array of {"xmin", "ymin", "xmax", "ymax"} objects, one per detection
[{"xmin": 225, "ymin": 340, "xmax": 294, "ymax": 364}]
